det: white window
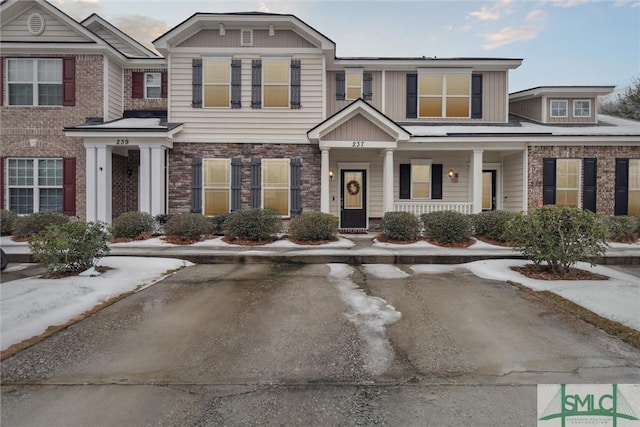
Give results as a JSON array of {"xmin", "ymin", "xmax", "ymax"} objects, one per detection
[
  {"xmin": 262, "ymin": 159, "xmax": 290, "ymax": 216},
  {"xmin": 345, "ymin": 69, "xmax": 363, "ymax": 100},
  {"xmin": 556, "ymin": 159, "xmax": 580, "ymax": 207},
  {"xmin": 629, "ymin": 159, "xmax": 640, "ymax": 216},
  {"xmin": 418, "ymin": 71, "xmax": 470, "ymax": 118},
  {"xmin": 573, "ymin": 100, "xmax": 591, "ymax": 117},
  {"xmin": 203, "ymin": 159, "xmax": 231, "ymax": 215},
  {"xmin": 550, "ymin": 100, "xmax": 568, "ymax": 118},
  {"xmin": 263, "ymin": 59, "xmax": 290, "ymax": 108},
  {"xmin": 203, "ymin": 59, "xmax": 231, "ymax": 108},
  {"xmin": 7, "ymin": 158, "xmax": 63, "ymax": 214},
  {"xmin": 411, "ymin": 160, "xmax": 431, "ymax": 199},
  {"xmin": 241, "ymin": 29, "xmax": 253, "ymax": 47},
  {"xmin": 145, "ymin": 72, "xmax": 161, "ymax": 98},
  {"xmin": 7, "ymin": 58, "xmax": 62, "ymax": 106}
]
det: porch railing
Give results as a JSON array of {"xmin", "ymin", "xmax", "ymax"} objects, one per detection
[{"xmin": 393, "ymin": 201, "xmax": 473, "ymax": 216}]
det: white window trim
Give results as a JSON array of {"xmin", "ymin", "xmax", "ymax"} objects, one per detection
[
  {"xmin": 202, "ymin": 57, "xmax": 232, "ymax": 109},
  {"xmin": 573, "ymin": 99, "xmax": 591, "ymax": 118},
  {"xmin": 345, "ymin": 69, "xmax": 363, "ymax": 101},
  {"xmin": 262, "ymin": 57, "xmax": 290, "ymax": 109},
  {"xmin": 410, "ymin": 159, "xmax": 432, "ymax": 200},
  {"xmin": 240, "ymin": 29, "xmax": 253, "ymax": 47},
  {"xmin": 202, "ymin": 158, "xmax": 231, "ymax": 215},
  {"xmin": 144, "ymin": 72, "xmax": 161, "ymax": 99},
  {"xmin": 556, "ymin": 158, "xmax": 581, "ymax": 208},
  {"xmin": 262, "ymin": 158, "xmax": 291, "ymax": 217},
  {"xmin": 417, "ymin": 68, "xmax": 471, "ymax": 119},
  {"xmin": 6, "ymin": 157, "xmax": 63, "ymax": 214},
  {"xmin": 629, "ymin": 159, "xmax": 640, "ymax": 215},
  {"xmin": 550, "ymin": 99, "xmax": 568, "ymax": 118},
  {"xmin": 7, "ymin": 58, "xmax": 62, "ymax": 107}
]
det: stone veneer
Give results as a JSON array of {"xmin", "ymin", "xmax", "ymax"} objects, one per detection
[
  {"xmin": 168, "ymin": 143, "xmax": 322, "ymax": 214},
  {"xmin": 527, "ymin": 145, "xmax": 640, "ymax": 215}
]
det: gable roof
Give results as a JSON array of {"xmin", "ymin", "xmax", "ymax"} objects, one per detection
[{"xmin": 82, "ymin": 13, "xmax": 159, "ymax": 58}]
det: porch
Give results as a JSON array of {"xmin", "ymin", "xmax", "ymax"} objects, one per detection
[{"xmin": 394, "ymin": 201, "xmax": 473, "ymax": 216}]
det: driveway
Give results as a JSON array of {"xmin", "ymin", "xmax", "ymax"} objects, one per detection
[{"xmin": 2, "ymin": 264, "xmax": 639, "ymax": 426}]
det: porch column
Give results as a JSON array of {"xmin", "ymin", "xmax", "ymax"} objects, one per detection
[
  {"xmin": 139, "ymin": 146, "xmax": 151, "ymax": 215},
  {"xmin": 320, "ymin": 147, "xmax": 330, "ymax": 213},
  {"xmin": 85, "ymin": 144, "xmax": 113, "ymax": 223},
  {"xmin": 471, "ymin": 149, "xmax": 483, "ymax": 214},
  {"xmin": 383, "ymin": 148, "xmax": 394, "ymax": 213},
  {"xmin": 85, "ymin": 145, "xmax": 97, "ymax": 222}
]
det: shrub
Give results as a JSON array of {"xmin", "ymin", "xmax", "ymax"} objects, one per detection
[
  {"xmin": 223, "ymin": 209, "xmax": 282, "ymax": 241},
  {"xmin": 1, "ymin": 209, "xmax": 17, "ymax": 235},
  {"xmin": 472, "ymin": 210, "xmax": 517, "ymax": 242},
  {"xmin": 421, "ymin": 210, "xmax": 472, "ymax": 244},
  {"xmin": 504, "ymin": 205, "xmax": 608, "ymax": 274},
  {"xmin": 13, "ymin": 212, "xmax": 69, "ymax": 239},
  {"xmin": 600, "ymin": 215, "xmax": 639, "ymax": 242},
  {"xmin": 208, "ymin": 214, "xmax": 230, "ymax": 236},
  {"xmin": 163, "ymin": 213, "xmax": 211, "ymax": 241},
  {"xmin": 29, "ymin": 221, "xmax": 110, "ymax": 273},
  {"xmin": 288, "ymin": 211, "xmax": 338, "ymax": 241},
  {"xmin": 380, "ymin": 211, "xmax": 420, "ymax": 241},
  {"xmin": 111, "ymin": 211, "xmax": 156, "ymax": 239}
]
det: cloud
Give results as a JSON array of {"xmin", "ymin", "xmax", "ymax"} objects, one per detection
[
  {"xmin": 525, "ymin": 9, "xmax": 548, "ymax": 21},
  {"xmin": 483, "ymin": 26, "xmax": 538, "ymax": 49},
  {"xmin": 469, "ymin": 0, "xmax": 514, "ymax": 21},
  {"xmin": 113, "ymin": 16, "xmax": 168, "ymax": 52},
  {"xmin": 614, "ymin": 0, "xmax": 640, "ymax": 7},
  {"xmin": 548, "ymin": 0, "xmax": 591, "ymax": 7},
  {"xmin": 258, "ymin": 0, "xmax": 270, "ymax": 13},
  {"xmin": 50, "ymin": 0, "xmax": 102, "ymax": 20}
]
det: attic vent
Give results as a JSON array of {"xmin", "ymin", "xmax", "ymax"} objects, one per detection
[
  {"xmin": 27, "ymin": 13, "xmax": 46, "ymax": 36},
  {"xmin": 240, "ymin": 29, "xmax": 253, "ymax": 47}
]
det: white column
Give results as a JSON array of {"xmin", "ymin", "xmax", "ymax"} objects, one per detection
[
  {"xmin": 383, "ymin": 148, "xmax": 394, "ymax": 213},
  {"xmin": 96, "ymin": 145, "xmax": 112, "ymax": 223},
  {"xmin": 139, "ymin": 146, "xmax": 151, "ymax": 214},
  {"xmin": 320, "ymin": 147, "xmax": 330, "ymax": 213},
  {"xmin": 85, "ymin": 145, "xmax": 97, "ymax": 222},
  {"xmin": 471, "ymin": 149, "xmax": 483, "ymax": 214},
  {"xmin": 150, "ymin": 146, "xmax": 166, "ymax": 216}
]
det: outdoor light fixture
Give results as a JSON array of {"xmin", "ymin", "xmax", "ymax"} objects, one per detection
[
  {"xmin": 448, "ymin": 168, "xmax": 458, "ymax": 182},
  {"xmin": 329, "ymin": 170, "xmax": 334, "ymax": 180}
]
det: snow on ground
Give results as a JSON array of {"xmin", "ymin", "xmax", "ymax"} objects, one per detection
[
  {"xmin": 411, "ymin": 260, "xmax": 640, "ymax": 331},
  {"xmin": 84, "ymin": 236, "xmax": 356, "ymax": 249},
  {"xmin": 362, "ymin": 264, "xmax": 409, "ymax": 279},
  {"xmin": 1, "ymin": 257, "xmax": 193, "ymax": 351}
]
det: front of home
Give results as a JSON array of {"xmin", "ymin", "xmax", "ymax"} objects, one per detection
[{"xmin": 1, "ymin": 0, "xmax": 639, "ymax": 230}]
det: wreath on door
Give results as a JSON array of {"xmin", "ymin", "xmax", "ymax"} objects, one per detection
[{"xmin": 346, "ymin": 179, "xmax": 361, "ymax": 196}]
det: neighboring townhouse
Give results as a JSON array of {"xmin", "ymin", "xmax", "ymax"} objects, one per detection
[{"xmin": 2, "ymin": 1, "xmax": 639, "ymax": 230}]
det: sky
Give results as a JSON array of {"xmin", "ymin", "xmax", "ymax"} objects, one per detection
[{"xmin": 51, "ymin": 0, "xmax": 640, "ymax": 96}]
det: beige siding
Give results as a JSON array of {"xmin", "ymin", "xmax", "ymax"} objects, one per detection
[
  {"xmin": 502, "ymin": 152, "xmax": 524, "ymax": 212},
  {"xmin": 107, "ymin": 59, "xmax": 123, "ymax": 121},
  {"xmin": 323, "ymin": 114, "xmax": 394, "ymax": 142},
  {"xmin": 93, "ymin": 27, "xmax": 140, "ymax": 57},
  {"xmin": 170, "ymin": 52, "xmax": 323, "ymax": 143},
  {"xmin": 1, "ymin": 5, "xmax": 92, "ymax": 42},
  {"xmin": 481, "ymin": 71, "xmax": 507, "ymax": 122},
  {"xmin": 178, "ymin": 29, "xmax": 316, "ymax": 48},
  {"xmin": 384, "ymin": 71, "xmax": 406, "ymax": 121},
  {"xmin": 510, "ymin": 98, "xmax": 542, "ymax": 122},
  {"xmin": 547, "ymin": 97, "xmax": 597, "ymax": 123},
  {"xmin": 326, "ymin": 71, "xmax": 383, "ymax": 115}
]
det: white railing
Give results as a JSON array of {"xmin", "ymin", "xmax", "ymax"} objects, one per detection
[{"xmin": 393, "ymin": 201, "xmax": 473, "ymax": 216}]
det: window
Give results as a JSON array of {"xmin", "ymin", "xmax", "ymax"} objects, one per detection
[
  {"xmin": 550, "ymin": 100, "xmax": 568, "ymax": 118},
  {"xmin": 145, "ymin": 72, "xmax": 161, "ymax": 98},
  {"xmin": 629, "ymin": 159, "xmax": 640, "ymax": 216},
  {"xmin": 418, "ymin": 72, "xmax": 470, "ymax": 118},
  {"xmin": 346, "ymin": 70, "xmax": 362, "ymax": 100},
  {"xmin": 203, "ymin": 159, "xmax": 230, "ymax": 215},
  {"xmin": 263, "ymin": 59, "xmax": 289, "ymax": 108},
  {"xmin": 203, "ymin": 59, "xmax": 231, "ymax": 108},
  {"xmin": 262, "ymin": 159, "xmax": 289, "ymax": 216},
  {"xmin": 8, "ymin": 58, "xmax": 62, "ymax": 106},
  {"xmin": 7, "ymin": 158, "xmax": 63, "ymax": 214},
  {"xmin": 556, "ymin": 159, "xmax": 580, "ymax": 207},
  {"xmin": 573, "ymin": 100, "xmax": 591, "ymax": 117},
  {"xmin": 411, "ymin": 162, "xmax": 431, "ymax": 199}
]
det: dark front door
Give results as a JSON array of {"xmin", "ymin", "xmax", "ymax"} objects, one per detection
[
  {"xmin": 482, "ymin": 170, "xmax": 497, "ymax": 211},
  {"xmin": 340, "ymin": 170, "xmax": 367, "ymax": 229}
]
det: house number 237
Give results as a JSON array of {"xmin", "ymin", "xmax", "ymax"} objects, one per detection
[
  {"xmin": 352, "ymin": 141, "xmax": 365, "ymax": 148},
  {"xmin": 116, "ymin": 139, "xmax": 129, "ymax": 145}
]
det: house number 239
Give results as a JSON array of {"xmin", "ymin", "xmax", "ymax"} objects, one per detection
[
  {"xmin": 352, "ymin": 141, "xmax": 365, "ymax": 148},
  {"xmin": 116, "ymin": 139, "xmax": 129, "ymax": 145}
]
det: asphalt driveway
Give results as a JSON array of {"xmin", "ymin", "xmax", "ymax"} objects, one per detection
[{"xmin": 2, "ymin": 263, "xmax": 639, "ymax": 426}]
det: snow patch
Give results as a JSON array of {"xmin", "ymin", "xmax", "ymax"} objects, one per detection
[{"xmin": 362, "ymin": 264, "xmax": 409, "ymax": 279}]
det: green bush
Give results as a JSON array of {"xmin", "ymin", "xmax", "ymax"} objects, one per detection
[
  {"xmin": 600, "ymin": 215, "xmax": 639, "ymax": 242},
  {"xmin": 223, "ymin": 209, "xmax": 282, "ymax": 241},
  {"xmin": 287, "ymin": 211, "xmax": 338, "ymax": 241},
  {"xmin": 13, "ymin": 212, "xmax": 69, "ymax": 239},
  {"xmin": 421, "ymin": 210, "xmax": 472, "ymax": 244},
  {"xmin": 380, "ymin": 211, "xmax": 420, "ymax": 241},
  {"xmin": 472, "ymin": 210, "xmax": 517, "ymax": 242},
  {"xmin": 111, "ymin": 211, "xmax": 156, "ymax": 239},
  {"xmin": 504, "ymin": 205, "xmax": 608, "ymax": 274},
  {"xmin": 1, "ymin": 209, "xmax": 18, "ymax": 235},
  {"xmin": 208, "ymin": 214, "xmax": 230, "ymax": 236},
  {"xmin": 163, "ymin": 213, "xmax": 212, "ymax": 241},
  {"xmin": 29, "ymin": 221, "xmax": 110, "ymax": 273}
]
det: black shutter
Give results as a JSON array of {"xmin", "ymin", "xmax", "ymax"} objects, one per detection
[
  {"xmin": 250, "ymin": 158, "xmax": 262, "ymax": 208},
  {"xmin": 431, "ymin": 164, "xmax": 443, "ymax": 200},
  {"xmin": 62, "ymin": 57, "xmax": 75, "ymax": 106},
  {"xmin": 290, "ymin": 158, "xmax": 302, "ymax": 217},
  {"xmin": 231, "ymin": 158, "xmax": 242, "ymax": 211},
  {"xmin": 471, "ymin": 74, "xmax": 483, "ymax": 119},
  {"xmin": 336, "ymin": 72, "xmax": 345, "ymax": 100},
  {"xmin": 192, "ymin": 59, "xmax": 203, "ymax": 108},
  {"xmin": 132, "ymin": 71, "xmax": 144, "ymax": 99},
  {"xmin": 251, "ymin": 60, "xmax": 262, "ymax": 109},
  {"xmin": 191, "ymin": 157, "xmax": 203, "ymax": 213},
  {"xmin": 291, "ymin": 59, "xmax": 301, "ymax": 109},
  {"xmin": 615, "ymin": 158, "xmax": 629, "ymax": 216},
  {"xmin": 406, "ymin": 73, "xmax": 417, "ymax": 119},
  {"xmin": 161, "ymin": 71, "xmax": 168, "ymax": 99},
  {"xmin": 62, "ymin": 158, "xmax": 76, "ymax": 216},
  {"xmin": 542, "ymin": 158, "xmax": 556, "ymax": 205},
  {"xmin": 399, "ymin": 164, "xmax": 411, "ymax": 199},
  {"xmin": 231, "ymin": 59, "xmax": 242, "ymax": 109},
  {"xmin": 363, "ymin": 72, "xmax": 372, "ymax": 101},
  {"xmin": 582, "ymin": 158, "xmax": 597, "ymax": 213}
]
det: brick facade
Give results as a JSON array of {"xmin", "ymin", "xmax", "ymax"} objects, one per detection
[
  {"xmin": 123, "ymin": 68, "xmax": 167, "ymax": 112},
  {"xmin": 112, "ymin": 151, "xmax": 140, "ymax": 218},
  {"xmin": 527, "ymin": 145, "xmax": 640, "ymax": 215}
]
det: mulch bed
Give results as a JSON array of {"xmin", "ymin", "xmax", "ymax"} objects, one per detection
[
  {"xmin": 286, "ymin": 236, "xmax": 339, "ymax": 246},
  {"xmin": 221, "ymin": 236, "xmax": 277, "ymax": 246},
  {"xmin": 511, "ymin": 264, "xmax": 609, "ymax": 281},
  {"xmin": 110, "ymin": 233, "xmax": 153, "ymax": 244},
  {"xmin": 425, "ymin": 238, "xmax": 476, "ymax": 248},
  {"xmin": 375, "ymin": 235, "xmax": 421, "ymax": 245}
]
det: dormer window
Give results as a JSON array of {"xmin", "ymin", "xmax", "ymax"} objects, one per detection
[
  {"xmin": 345, "ymin": 70, "xmax": 363, "ymax": 100},
  {"xmin": 573, "ymin": 100, "xmax": 591, "ymax": 117},
  {"xmin": 418, "ymin": 70, "xmax": 471, "ymax": 118},
  {"xmin": 550, "ymin": 100, "xmax": 568, "ymax": 118},
  {"xmin": 241, "ymin": 29, "xmax": 253, "ymax": 47}
]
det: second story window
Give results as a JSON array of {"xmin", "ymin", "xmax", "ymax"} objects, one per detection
[
  {"xmin": 418, "ymin": 72, "xmax": 470, "ymax": 118},
  {"xmin": 550, "ymin": 100, "xmax": 568, "ymax": 118},
  {"xmin": 204, "ymin": 59, "xmax": 231, "ymax": 108},
  {"xmin": 145, "ymin": 73, "xmax": 161, "ymax": 98},
  {"xmin": 263, "ymin": 59, "xmax": 289, "ymax": 108},
  {"xmin": 346, "ymin": 70, "xmax": 363, "ymax": 100},
  {"xmin": 573, "ymin": 100, "xmax": 591, "ymax": 117},
  {"xmin": 8, "ymin": 58, "xmax": 62, "ymax": 106}
]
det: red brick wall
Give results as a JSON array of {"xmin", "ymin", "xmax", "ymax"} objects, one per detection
[
  {"xmin": 112, "ymin": 151, "xmax": 139, "ymax": 219},
  {"xmin": 123, "ymin": 68, "xmax": 167, "ymax": 111}
]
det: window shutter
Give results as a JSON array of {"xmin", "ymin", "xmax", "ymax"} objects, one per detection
[
  {"xmin": 336, "ymin": 72, "xmax": 345, "ymax": 100},
  {"xmin": 0, "ymin": 59, "xmax": 3, "ymax": 106},
  {"xmin": 192, "ymin": 59, "xmax": 203, "ymax": 108},
  {"xmin": 290, "ymin": 158, "xmax": 302, "ymax": 217},
  {"xmin": 132, "ymin": 71, "xmax": 144, "ymax": 99},
  {"xmin": 542, "ymin": 158, "xmax": 556, "ymax": 205},
  {"xmin": 291, "ymin": 59, "xmax": 301, "ymax": 109},
  {"xmin": 399, "ymin": 164, "xmax": 411, "ymax": 199},
  {"xmin": 471, "ymin": 74, "xmax": 483, "ymax": 119},
  {"xmin": 161, "ymin": 71, "xmax": 168, "ymax": 98},
  {"xmin": 231, "ymin": 158, "xmax": 242, "ymax": 211},
  {"xmin": 615, "ymin": 158, "xmax": 629, "ymax": 216},
  {"xmin": 251, "ymin": 60, "xmax": 262, "ymax": 109},
  {"xmin": 0, "ymin": 157, "xmax": 4, "ymax": 210},
  {"xmin": 363, "ymin": 72, "xmax": 372, "ymax": 101},
  {"xmin": 231, "ymin": 59, "xmax": 242, "ymax": 109},
  {"xmin": 431, "ymin": 164, "xmax": 443, "ymax": 200},
  {"xmin": 62, "ymin": 57, "xmax": 75, "ymax": 106},
  {"xmin": 406, "ymin": 73, "xmax": 417, "ymax": 119},
  {"xmin": 191, "ymin": 157, "xmax": 202, "ymax": 213},
  {"xmin": 250, "ymin": 158, "xmax": 262, "ymax": 208},
  {"xmin": 582, "ymin": 158, "xmax": 597, "ymax": 213},
  {"xmin": 62, "ymin": 158, "xmax": 76, "ymax": 216}
]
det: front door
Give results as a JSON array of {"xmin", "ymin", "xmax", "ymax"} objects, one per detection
[
  {"xmin": 340, "ymin": 170, "xmax": 367, "ymax": 229},
  {"xmin": 482, "ymin": 170, "xmax": 497, "ymax": 211}
]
